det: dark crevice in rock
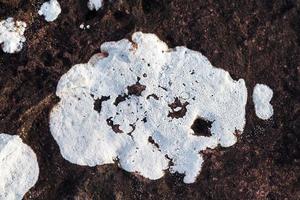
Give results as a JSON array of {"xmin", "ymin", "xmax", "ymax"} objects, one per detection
[{"xmin": 85, "ymin": 10, "xmax": 98, "ymax": 20}]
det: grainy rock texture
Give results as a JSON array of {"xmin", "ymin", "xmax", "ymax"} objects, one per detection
[{"xmin": 0, "ymin": 0, "xmax": 299, "ymax": 199}]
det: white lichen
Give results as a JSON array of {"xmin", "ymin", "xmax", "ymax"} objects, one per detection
[
  {"xmin": 50, "ymin": 32, "xmax": 248, "ymax": 183},
  {"xmin": 253, "ymin": 84, "xmax": 274, "ymax": 120},
  {"xmin": 38, "ymin": 0, "xmax": 61, "ymax": 22},
  {"xmin": 0, "ymin": 133, "xmax": 39, "ymax": 200},
  {"xmin": 0, "ymin": 17, "xmax": 26, "ymax": 53},
  {"xmin": 87, "ymin": 0, "xmax": 103, "ymax": 11}
]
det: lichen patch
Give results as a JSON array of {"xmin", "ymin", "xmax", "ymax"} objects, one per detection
[
  {"xmin": 253, "ymin": 84, "xmax": 274, "ymax": 120},
  {"xmin": 0, "ymin": 134, "xmax": 39, "ymax": 200},
  {"xmin": 38, "ymin": 0, "xmax": 61, "ymax": 22},
  {"xmin": 0, "ymin": 18, "xmax": 26, "ymax": 53},
  {"xmin": 50, "ymin": 32, "xmax": 247, "ymax": 183}
]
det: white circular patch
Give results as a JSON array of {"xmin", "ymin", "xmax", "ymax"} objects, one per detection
[
  {"xmin": 50, "ymin": 32, "xmax": 248, "ymax": 183},
  {"xmin": 0, "ymin": 134, "xmax": 39, "ymax": 200}
]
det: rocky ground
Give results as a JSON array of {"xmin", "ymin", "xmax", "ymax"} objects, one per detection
[{"xmin": 0, "ymin": 0, "xmax": 299, "ymax": 199}]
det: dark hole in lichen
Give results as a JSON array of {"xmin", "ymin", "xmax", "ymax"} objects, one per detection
[
  {"xmin": 127, "ymin": 82, "xmax": 146, "ymax": 96},
  {"xmin": 165, "ymin": 154, "xmax": 174, "ymax": 167},
  {"xmin": 127, "ymin": 123, "xmax": 136, "ymax": 136},
  {"xmin": 146, "ymin": 94, "xmax": 159, "ymax": 100},
  {"xmin": 168, "ymin": 98, "xmax": 189, "ymax": 119},
  {"xmin": 191, "ymin": 117, "xmax": 212, "ymax": 137},
  {"xmin": 148, "ymin": 136, "xmax": 160, "ymax": 149},
  {"xmin": 114, "ymin": 94, "xmax": 128, "ymax": 106},
  {"xmin": 93, "ymin": 96, "xmax": 110, "ymax": 113},
  {"xmin": 142, "ymin": 117, "xmax": 147, "ymax": 123},
  {"xmin": 106, "ymin": 117, "xmax": 123, "ymax": 133},
  {"xmin": 158, "ymin": 85, "xmax": 168, "ymax": 91},
  {"xmin": 114, "ymin": 79, "xmax": 146, "ymax": 106}
]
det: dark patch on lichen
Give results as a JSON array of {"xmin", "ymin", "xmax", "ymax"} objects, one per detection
[
  {"xmin": 191, "ymin": 117, "xmax": 212, "ymax": 137},
  {"xmin": 142, "ymin": 117, "xmax": 147, "ymax": 123},
  {"xmin": 114, "ymin": 79, "xmax": 146, "ymax": 106},
  {"xmin": 93, "ymin": 96, "xmax": 110, "ymax": 113},
  {"xmin": 158, "ymin": 85, "xmax": 168, "ymax": 91},
  {"xmin": 114, "ymin": 94, "xmax": 128, "ymax": 106},
  {"xmin": 146, "ymin": 94, "xmax": 159, "ymax": 100},
  {"xmin": 127, "ymin": 123, "xmax": 136, "ymax": 136},
  {"xmin": 106, "ymin": 117, "xmax": 123, "ymax": 133},
  {"xmin": 127, "ymin": 82, "xmax": 146, "ymax": 96},
  {"xmin": 148, "ymin": 136, "xmax": 160, "ymax": 149},
  {"xmin": 168, "ymin": 98, "xmax": 189, "ymax": 119}
]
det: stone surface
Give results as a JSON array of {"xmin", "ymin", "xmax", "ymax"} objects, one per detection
[{"xmin": 0, "ymin": 0, "xmax": 299, "ymax": 199}]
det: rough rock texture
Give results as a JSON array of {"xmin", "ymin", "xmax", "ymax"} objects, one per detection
[{"xmin": 0, "ymin": 0, "xmax": 299, "ymax": 199}]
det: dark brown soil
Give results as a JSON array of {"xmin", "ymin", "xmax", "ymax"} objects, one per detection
[{"xmin": 0, "ymin": 0, "xmax": 299, "ymax": 199}]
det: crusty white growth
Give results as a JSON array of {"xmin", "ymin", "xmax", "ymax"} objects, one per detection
[
  {"xmin": 0, "ymin": 18, "xmax": 26, "ymax": 53},
  {"xmin": 87, "ymin": 0, "xmax": 102, "ymax": 10},
  {"xmin": 38, "ymin": 0, "xmax": 61, "ymax": 22},
  {"xmin": 0, "ymin": 134, "xmax": 39, "ymax": 200},
  {"xmin": 50, "ymin": 32, "xmax": 247, "ymax": 183},
  {"xmin": 253, "ymin": 84, "xmax": 274, "ymax": 120},
  {"xmin": 87, "ymin": 0, "xmax": 103, "ymax": 11}
]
